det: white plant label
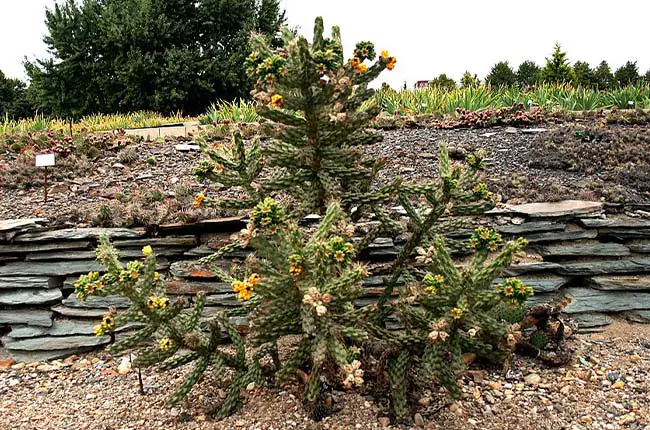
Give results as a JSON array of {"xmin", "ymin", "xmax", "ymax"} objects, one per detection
[{"xmin": 35, "ymin": 153, "xmax": 56, "ymax": 167}]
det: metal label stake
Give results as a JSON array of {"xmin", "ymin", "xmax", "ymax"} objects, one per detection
[{"xmin": 35, "ymin": 153, "xmax": 56, "ymax": 204}]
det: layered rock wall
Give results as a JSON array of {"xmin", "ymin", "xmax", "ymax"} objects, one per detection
[{"xmin": 1, "ymin": 200, "xmax": 649, "ymax": 361}]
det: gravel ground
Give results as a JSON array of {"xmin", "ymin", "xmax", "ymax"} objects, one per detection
[
  {"xmin": 1, "ymin": 318, "xmax": 649, "ymax": 430},
  {"xmin": 2, "ymin": 122, "xmax": 650, "ymax": 226}
]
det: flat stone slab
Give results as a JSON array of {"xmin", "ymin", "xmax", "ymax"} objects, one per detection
[
  {"xmin": 557, "ymin": 258, "xmax": 650, "ymax": 276},
  {"xmin": 572, "ymin": 313, "xmax": 613, "ymax": 329},
  {"xmin": 0, "ymin": 241, "xmax": 91, "ymax": 255},
  {"xmin": 0, "ymin": 310, "xmax": 53, "ymax": 327},
  {"xmin": 0, "ymin": 276, "xmax": 58, "ymax": 289},
  {"xmin": 579, "ymin": 217, "xmax": 650, "ymax": 229},
  {"xmin": 627, "ymin": 241, "xmax": 650, "ymax": 253},
  {"xmin": 0, "ymin": 260, "xmax": 103, "ymax": 276},
  {"xmin": 504, "ymin": 262, "xmax": 562, "ymax": 276},
  {"xmin": 626, "ymin": 310, "xmax": 650, "ymax": 323},
  {"xmin": 4, "ymin": 319, "xmax": 97, "ymax": 339},
  {"xmin": 14, "ymin": 227, "xmax": 144, "ymax": 242},
  {"xmin": 25, "ymin": 247, "xmax": 189, "ymax": 261},
  {"xmin": 3, "ymin": 335, "xmax": 110, "ymax": 352},
  {"xmin": 493, "ymin": 276, "xmax": 569, "ymax": 293},
  {"xmin": 496, "ymin": 221, "xmax": 566, "ymax": 235},
  {"xmin": 0, "ymin": 258, "xmax": 168, "ymax": 276},
  {"xmin": 524, "ymin": 229, "xmax": 598, "ymax": 244},
  {"xmin": 0, "ymin": 288, "xmax": 62, "ymax": 306},
  {"xmin": 504, "ymin": 201, "xmax": 603, "ymax": 218},
  {"xmin": 112, "ymin": 236, "xmax": 197, "ymax": 247},
  {"xmin": 169, "ymin": 260, "xmax": 233, "ymax": 280},
  {"xmin": 537, "ymin": 243, "xmax": 630, "ymax": 258},
  {"xmin": 166, "ymin": 280, "xmax": 233, "ymax": 295},
  {"xmin": 588, "ymin": 275, "xmax": 650, "ymax": 291},
  {"xmin": 51, "ymin": 305, "xmax": 106, "ymax": 318},
  {"xmin": 62, "ymin": 293, "xmax": 131, "ymax": 309},
  {"xmin": 204, "ymin": 293, "xmax": 241, "ymax": 307},
  {"xmin": 563, "ymin": 287, "xmax": 650, "ymax": 313},
  {"xmin": 0, "ymin": 218, "xmax": 49, "ymax": 232}
]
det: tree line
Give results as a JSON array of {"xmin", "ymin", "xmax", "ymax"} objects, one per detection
[
  {"xmin": 427, "ymin": 43, "xmax": 650, "ymax": 90},
  {"xmin": 1, "ymin": 0, "xmax": 284, "ymax": 121}
]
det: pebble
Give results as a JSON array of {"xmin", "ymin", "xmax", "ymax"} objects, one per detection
[
  {"xmin": 414, "ymin": 413, "xmax": 425, "ymax": 427},
  {"xmin": 524, "ymin": 373, "xmax": 541, "ymax": 386}
]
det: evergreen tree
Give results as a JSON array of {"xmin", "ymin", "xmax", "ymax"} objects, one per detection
[
  {"xmin": 540, "ymin": 43, "xmax": 574, "ymax": 84},
  {"xmin": 25, "ymin": 0, "xmax": 285, "ymax": 116},
  {"xmin": 429, "ymin": 73, "xmax": 456, "ymax": 90},
  {"xmin": 614, "ymin": 61, "xmax": 640, "ymax": 86},
  {"xmin": 593, "ymin": 61, "xmax": 614, "ymax": 90},
  {"xmin": 0, "ymin": 71, "xmax": 33, "ymax": 119},
  {"xmin": 573, "ymin": 61, "xmax": 596, "ymax": 87},
  {"xmin": 460, "ymin": 71, "xmax": 480, "ymax": 88},
  {"xmin": 485, "ymin": 61, "xmax": 516, "ymax": 88},
  {"xmin": 516, "ymin": 60, "xmax": 540, "ymax": 88},
  {"xmin": 644, "ymin": 69, "xmax": 650, "ymax": 84}
]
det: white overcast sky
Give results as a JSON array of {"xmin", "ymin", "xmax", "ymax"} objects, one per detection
[{"xmin": 1, "ymin": 0, "xmax": 649, "ymax": 89}]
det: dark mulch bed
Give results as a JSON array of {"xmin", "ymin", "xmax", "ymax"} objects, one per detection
[{"xmin": 1, "ymin": 121, "xmax": 648, "ymax": 227}]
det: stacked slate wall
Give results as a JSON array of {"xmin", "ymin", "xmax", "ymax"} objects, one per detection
[{"xmin": 1, "ymin": 200, "xmax": 649, "ymax": 362}]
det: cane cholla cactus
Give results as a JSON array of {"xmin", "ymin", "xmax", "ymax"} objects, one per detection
[
  {"xmin": 74, "ymin": 236, "xmax": 268, "ymax": 419},
  {"xmin": 374, "ymin": 232, "xmax": 529, "ymax": 421},
  {"xmin": 198, "ymin": 17, "xmax": 397, "ymax": 217},
  {"xmin": 243, "ymin": 199, "xmax": 370, "ymax": 411}
]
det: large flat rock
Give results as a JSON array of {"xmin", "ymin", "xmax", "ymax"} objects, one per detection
[
  {"xmin": 25, "ymin": 246, "xmax": 189, "ymax": 261},
  {"xmin": 524, "ymin": 229, "xmax": 598, "ymax": 244},
  {"xmin": 0, "ymin": 260, "xmax": 103, "ymax": 276},
  {"xmin": 0, "ymin": 258, "xmax": 168, "ymax": 276},
  {"xmin": 493, "ymin": 276, "xmax": 569, "ymax": 293},
  {"xmin": 4, "ymin": 319, "xmax": 96, "ymax": 339},
  {"xmin": 537, "ymin": 243, "xmax": 630, "ymax": 259},
  {"xmin": 166, "ymin": 280, "xmax": 233, "ymax": 295},
  {"xmin": 62, "ymin": 293, "xmax": 131, "ymax": 309},
  {"xmin": 504, "ymin": 201, "xmax": 603, "ymax": 218},
  {"xmin": 112, "ymin": 236, "xmax": 197, "ymax": 248},
  {"xmin": 572, "ymin": 313, "xmax": 613, "ymax": 329},
  {"xmin": 557, "ymin": 258, "xmax": 650, "ymax": 276},
  {"xmin": 14, "ymin": 227, "xmax": 144, "ymax": 242},
  {"xmin": 563, "ymin": 287, "xmax": 650, "ymax": 313},
  {"xmin": 626, "ymin": 310, "xmax": 650, "ymax": 323},
  {"xmin": 0, "ymin": 218, "xmax": 49, "ymax": 232},
  {"xmin": 51, "ymin": 305, "xmax": 106, "ymax": 318},
  {"xmin": 0, "ymin": 309, "xmax": 53, "ymax": 327},
  {"xmin": 4, "ymin": 335, "xmax": 110, "ymax": 352},
  {"xmin": 580, "ymin": 217, "xmax": 650, "ymax": 229},
  {"xmin": 0, "ymin": 288, "xmax": 62, "ymax": 306},
  {"xmin": 587, "ymin": 275, "xmax": 650, "ymax": 291},
  {"xmin": 504, "ymin": 262, "xmax": 562, "ymax": 276},
  {"xmin": 0, "ymin": 276, "xmax": 59, "ymax": 289},
  {"xmin": 169, "ymin": 260, "xmax": 233, "ymax": 280},
  {"xmin": 496, "ymin": 221, "xmax": 566, "ymax": 235},
  {"xmin": 204, "ymin": 293, "xmax": 241, "ymax": 307},
  {"xmin": 0, "ymin": 241, "xmax": 91, "ymax": 255}
]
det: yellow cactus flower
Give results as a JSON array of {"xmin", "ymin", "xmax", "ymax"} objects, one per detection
[
  {"xmin": 271, "ymin": 94, "xmax": 284, "ymax": 108},
  {"xmin": 386, "ymin": 57, "xmax": 397, "ymax": 70},
  {"xmin": 193, "ymin": 193, "xmax": 205, "ymax": 208},
  {"xmin": 159, "ymin": 338, "xmax": 173, "ymax": 351},
  {"xmin": 101, "ymin": 315, "xmax": 115, "ymax": 330},
  {"xmin": 450, "ymin": 307, "xmax": 464, "ymax": 319},
  {"xmin": 93, "ymin": 324, "xmax": 105, "ymax": 337},
  {"xmin": 380, "ymin": 50, "xmax": 390, "ymax": 60},
  {"xmin": 334, "ymin": 251, "xmax": 346, "ymax": 263},
  {"xmin": 247, "ymin": 273, "xmax": 261, "ymax": 286},
  {"xmin": 142, "ymin": 245, "xmax": 153, "ymax": 256}
]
